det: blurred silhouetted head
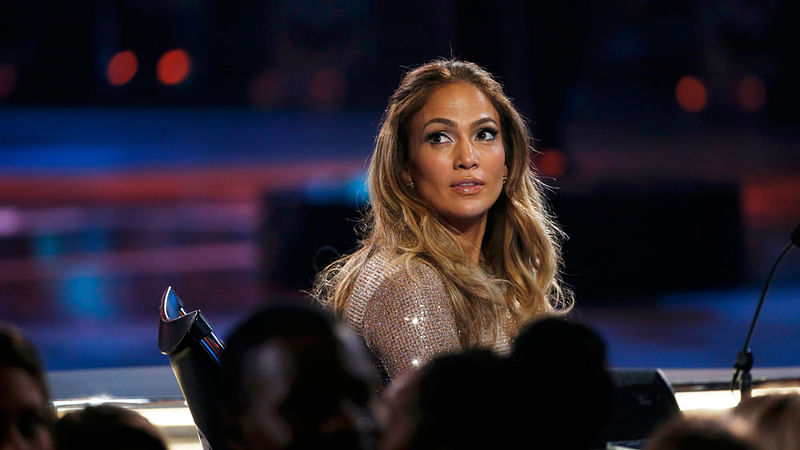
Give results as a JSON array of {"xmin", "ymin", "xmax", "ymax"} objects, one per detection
[
  {"xmin": 506, "ymin": 317, "xmax": 614, "ymax": 449},
  {"xmin": 409, "ymin": 349, "xmax": 505, "ymax": 449},
  {"xmin": 1, "ymin": 323, "xmax": 55, "ymax": 450},
  {"xmin": 726, "ymin": 393, "xmax": 800, "ymax": 450},
  {"xmin": 219, "ymin": 301, "xmax": 378, "ymax": 450},
  {"xmin": 646, "ymin": 416, "xmax": 761, "ymax": 450},
  {"xmin": 54, "ymin": 404, "xmax": 166, "ymax": 450}
]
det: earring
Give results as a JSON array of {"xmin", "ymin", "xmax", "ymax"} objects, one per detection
[
  {"xmin": 502, "ymin": 176, "xmax": 507, "ymax": 185},
  {"xmin": 407, "ymin": 180, "xmax": 415, "ymax": 190}
]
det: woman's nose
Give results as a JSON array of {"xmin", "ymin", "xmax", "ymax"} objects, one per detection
[{"xmin": 454, "ymin": 140, "xmax": 478, "ymax": 169}]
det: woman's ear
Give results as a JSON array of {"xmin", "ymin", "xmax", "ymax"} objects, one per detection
[{"xmin": 402, "ymin": 169, "xmax": 413, "ymax": 185}]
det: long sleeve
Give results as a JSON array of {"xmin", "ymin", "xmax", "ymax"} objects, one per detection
[{"xmin": 360, "ymin": 262, "xmax": 462, "ymax": 380}]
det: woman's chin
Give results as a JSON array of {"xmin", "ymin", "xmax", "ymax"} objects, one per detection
[{"xmin": 440, "ymin": 212, "xmax": 489, "ymax": 232}]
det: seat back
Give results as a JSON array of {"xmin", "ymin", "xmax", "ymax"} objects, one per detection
[
  {"xmin": 599, "ymin": 369, "xmax": 681, "ymax": 446},
  {"xmin": 158, "ymin": 287, "xmax": 227, "ymax": 450}
]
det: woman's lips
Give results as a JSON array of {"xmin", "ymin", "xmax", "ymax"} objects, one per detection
[{"xmin": 450, "ymin": 179, "xmax": 484, "ymax": 194}]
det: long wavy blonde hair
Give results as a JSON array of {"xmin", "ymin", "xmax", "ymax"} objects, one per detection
[{"xmin": 313, "ymin": 59, "xmax": 572, "ymax": 346}]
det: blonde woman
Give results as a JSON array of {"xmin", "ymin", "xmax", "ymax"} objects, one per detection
[{"xmin": 313, "ymin": 59, "xmax": 571, "ymax": 382}]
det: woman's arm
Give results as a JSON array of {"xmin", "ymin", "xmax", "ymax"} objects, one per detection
[{"xmin": 362, "ymin": 262, "xmax": 461, "ymax": 380}]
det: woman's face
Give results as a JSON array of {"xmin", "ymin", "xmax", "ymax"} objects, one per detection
[{"xmin": 407, "ymin": 82, "xmax": 507, "ymax": 231}]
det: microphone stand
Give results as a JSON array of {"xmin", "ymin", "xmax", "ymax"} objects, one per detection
[{"xmin": 731, "ymin": 241, "xmax": 794, "ymax": 401}]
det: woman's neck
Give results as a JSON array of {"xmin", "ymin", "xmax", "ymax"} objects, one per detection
[{"xmin": 447, "ymin": 214, "xmax": 487, "ymax": 266}]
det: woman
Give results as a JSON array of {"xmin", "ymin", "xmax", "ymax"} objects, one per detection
[{"xmin": 313, "ymin": 59, "xmax": 571, "ymax": 381}]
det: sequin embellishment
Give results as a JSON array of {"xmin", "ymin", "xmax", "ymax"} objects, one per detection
[{"xmin": 342, "ymin": 250, "xmax": 512, "ymax": 381}]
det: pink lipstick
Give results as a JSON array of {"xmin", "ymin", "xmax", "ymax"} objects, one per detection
[{"xmin": 451, "ymin": 178, "xmax": 484, "ymax": 194}]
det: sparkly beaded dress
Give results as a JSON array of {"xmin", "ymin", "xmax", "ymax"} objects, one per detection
[{"xmin": 342, "ymin": 249, "xmax": 513, "ymax": 381}]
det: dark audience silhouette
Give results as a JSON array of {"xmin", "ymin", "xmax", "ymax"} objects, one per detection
[
  {"xmin": 217, "ymin": 302, "xmax": 379, "ymax": 450},
  {"xmin": 54, "ymin": 404, "xmax": 167, "ymax": 450},
  {"xmin": 1, "ymin": 323, "xmax": 56, "ymax": 450}
]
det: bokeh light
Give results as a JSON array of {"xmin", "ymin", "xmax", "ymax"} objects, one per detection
[
  {"xmin": 106, "ymin": 50, "xmax": 138, "ymax": 86},
  {"xmin": 156, "ymin": 49, "xmax": 192, "ymax": 86},
  {"xmin": 535, "ymin": 149, "xmax": 569, "ymax": 178},
  {"xmin": 736, "ymin": 75, "xmax": 767, "ymax": 112},
  {"xmin": 675, "ymin": 76, "xmax": 707, "ymax": 113},
  {"xmin": 0, "ymin": 64, "xmax": 19, "ymax": 100},
  {"xmin": 309, "ymin": 68, "xmax": 346, "ymax": 105}
]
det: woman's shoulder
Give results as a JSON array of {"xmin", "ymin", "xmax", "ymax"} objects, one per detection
[
  {"xmin": 367, "ymin": 250, "xmax": 445, "ymax": 295},
  {"xmin": 343, "ymin": 249, "xmax": 447, "ymax": 330},
  {"xmin": 351, "ymin": 250, "xmax": 461, "ymax": 379}
]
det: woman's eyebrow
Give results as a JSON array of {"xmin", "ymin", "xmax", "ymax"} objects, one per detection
[
  {"xmin": 472, "ymin": 117, "xmax": 498, "ymax": 127},
  {"xmin": 421, "ymin": 117, "xmax": 498, "ymax": 131},
  {"xmin": 421, "ymin": 117, "xmax": 456, "ymax": 130}
]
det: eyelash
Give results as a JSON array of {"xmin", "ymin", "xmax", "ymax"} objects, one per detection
[
  {"xmin": 476, "ymin": 127, "xmax": 498, "ymax": 141},
  {"xmin": 425, "ymin": 131, "xmax": 450, "ymax": 144},
  {"xmin": 425, "ymin": 127, "xmax": 499, "ymax": 144}
]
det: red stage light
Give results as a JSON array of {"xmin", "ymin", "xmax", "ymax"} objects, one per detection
[
  {"xmin": 0, "ymin": 64, "xmax": 19, "ymax": 100},
  {"xmin": 736, "ymin": 75, "xmax": 766, "ymax": 112},
  {"xmin": 675, "ymin": 76, "xmax": 707, "ymax": 113},
  {"xmin": 157, "ymin": 49, "xmax": 192, "ymax": 86},
  {"xmin": 106, "ymin": 50, "xmax": 138, "ymax": 86},
  {"xmin": 535, "ymin": 149, "xmax": 568, "ymax": 178}
]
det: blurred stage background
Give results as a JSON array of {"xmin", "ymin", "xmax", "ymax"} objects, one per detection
[{"xmin": 1, "ymin": 1, "xmax": 798, "ymax": 374}]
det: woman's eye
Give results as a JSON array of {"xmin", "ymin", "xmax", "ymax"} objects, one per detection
[
  {"xmin": 476, "ymin": 128, "xmax": 498, "ymax": 141},
  {"xmin": 425, "ymin": 132, "xmax": 451, "ymax": 145}
]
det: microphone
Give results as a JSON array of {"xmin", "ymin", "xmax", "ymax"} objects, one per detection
[
  {"xmin": 791, "ymin": 221, "xmax": 800, "ymax": 247},
  {"xmin": 731, "ymin": 220, "xmax": 799, "ymax": 401}
]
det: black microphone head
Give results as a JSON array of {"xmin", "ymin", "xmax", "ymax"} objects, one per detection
[{"xmin": 792, "ymin": 220, "xmax": 800, "ymax": 247}]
